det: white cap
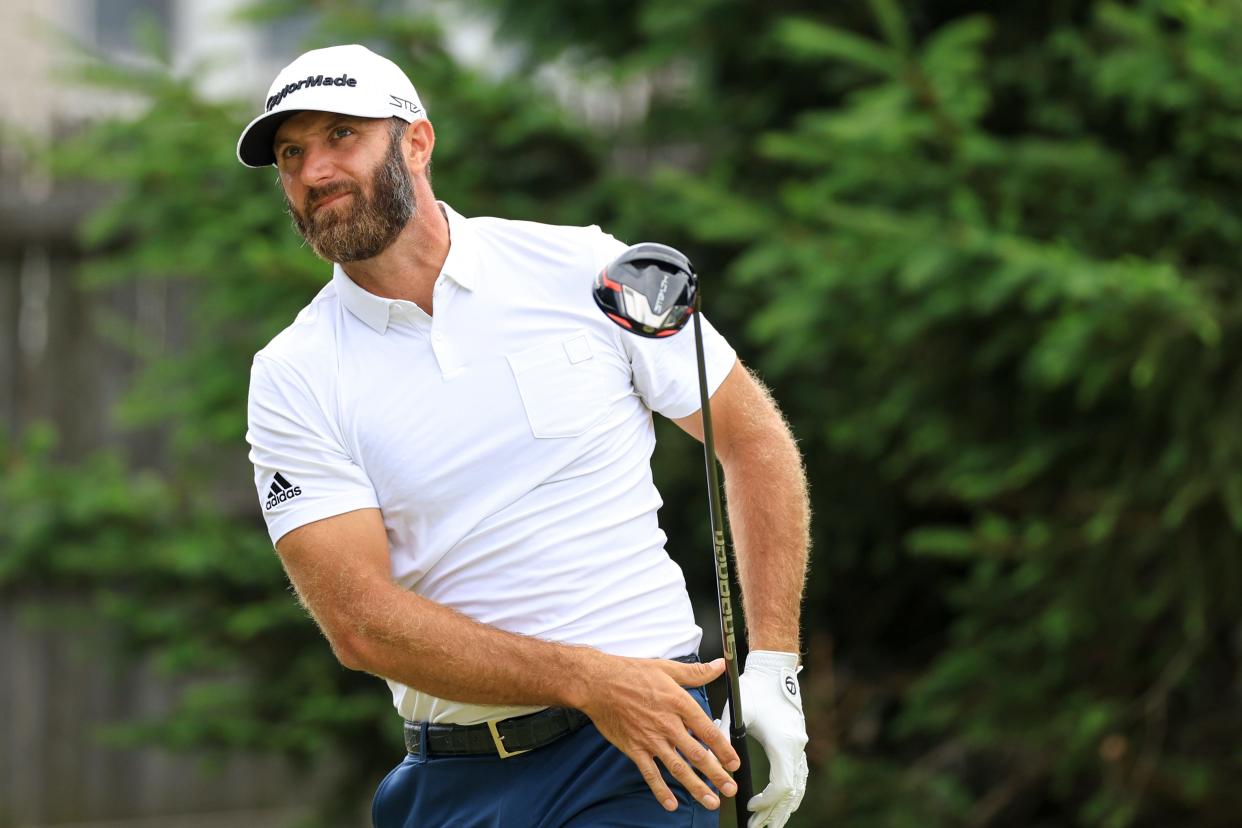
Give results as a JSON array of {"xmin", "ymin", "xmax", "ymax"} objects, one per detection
[{"xmin": 236, "ymin": 44, "xmax": 427, "ymax": 168}]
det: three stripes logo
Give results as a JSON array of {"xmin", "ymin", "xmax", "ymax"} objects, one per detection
[{"xmin": 265, "ymin": 472, "xmax": 303, "ymax": 511}]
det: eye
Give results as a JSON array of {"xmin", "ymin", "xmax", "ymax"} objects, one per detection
[
  {"xmin": 280, "ymin": 144, "xmax": 301, "ymax": 160},
  {"xmin": 331, "ymin": 125, "xmax": 354, "ymax": 140}
]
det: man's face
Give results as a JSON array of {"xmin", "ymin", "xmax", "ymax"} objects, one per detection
[{"xmin": 274, "ymin": 112, "xmax": 415, "ymax": 263}]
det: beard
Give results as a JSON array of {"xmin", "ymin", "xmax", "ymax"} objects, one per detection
[{"xmin": 285, "ymin": 128, "xmax": 416, "ymax": 263}]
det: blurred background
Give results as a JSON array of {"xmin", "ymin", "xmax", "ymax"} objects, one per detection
[{"xmin": 3, "ymin": 0, "xmax": 1242, "ymax": 826}]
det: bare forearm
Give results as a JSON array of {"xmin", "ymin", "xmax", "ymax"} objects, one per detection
[
  {"xmin": 721, "ymin": 413, "xmax": 810, "ymax": 654},
  {"xmin": 328, "ymin": 586, "xmax": 598, "ymax": 709},
  {"xmin": 277, "ymin": 511, "xmax": 601, "ymax": 709}
]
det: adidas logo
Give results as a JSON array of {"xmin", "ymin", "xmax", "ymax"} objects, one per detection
[{"xmin": 265, "ymin": 472, "xmax": 303, "ymax": 511}]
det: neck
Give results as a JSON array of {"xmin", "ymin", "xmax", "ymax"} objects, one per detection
[{"xmin": 339, "ymin": 182, "xmax": 449, "ymax": 311}]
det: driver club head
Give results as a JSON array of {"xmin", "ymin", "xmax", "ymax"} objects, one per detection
[{"xmin": 593, "ymin": 243, "xmax": 698, "ymax": 338}]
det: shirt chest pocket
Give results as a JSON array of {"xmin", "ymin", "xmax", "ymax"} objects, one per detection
[{"xmin": 507, "ymin": 332, "xmax": 611, "ymax": 438}]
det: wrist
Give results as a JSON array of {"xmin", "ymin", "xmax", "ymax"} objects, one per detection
[
  {"xmin": 558, "ymin": 644, "xmax": 606, "ymax": 710},
  {"xmin": 749, "ymin": 630, "xmax": 801, "ymax": 654}
]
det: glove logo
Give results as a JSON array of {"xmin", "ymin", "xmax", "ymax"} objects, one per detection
[{"xmin": 785, "ymin": 676, "xmax": 798, "ymax": 697}]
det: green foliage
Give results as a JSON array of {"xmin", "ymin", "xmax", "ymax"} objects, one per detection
[
  {"xmin": 481, "ymin": 0, "xmax": 1242, "ymax": 824},
  {"xmin": 0, "ymin": 426, "xmax": 398, "ymax": 819},
  {"xmin": 7, "ymin": 0, "xmax": 1242, "ymax": 824}
]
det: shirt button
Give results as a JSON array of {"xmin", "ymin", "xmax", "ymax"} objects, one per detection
[{"xmin": 432, "ymin": 331, "xmax": 443, "ymax": 341}]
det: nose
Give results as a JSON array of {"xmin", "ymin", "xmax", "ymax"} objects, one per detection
[{"xmin": 297, "ymin": 142, "xmax": 337, "ymax": 188}]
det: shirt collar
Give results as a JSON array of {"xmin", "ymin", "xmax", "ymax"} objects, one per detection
[
  {"xmin": 333, "ymin": 201, "xmax": 481, "ymax": 334},
  {"xmin": 439, "ymin": 202, "xmax": 480, "ymax": 293}
]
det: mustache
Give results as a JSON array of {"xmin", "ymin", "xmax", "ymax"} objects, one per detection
[{"xmin": 305, "ymin": 181, "xmax": 360, "ymax": 216}]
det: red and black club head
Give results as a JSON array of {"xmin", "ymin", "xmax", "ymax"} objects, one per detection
[{"xmin": 593, "ymin": 243, "xmax": 698, "ymax": 338}]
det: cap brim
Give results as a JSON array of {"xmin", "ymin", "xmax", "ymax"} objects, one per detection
[
  {"xmin": 236, "ymin": 109, "xmax": 303, "ymax": 168},
  {"xmin": 236, "ymin": 104, "xmax": 425, "ymax": 168}
]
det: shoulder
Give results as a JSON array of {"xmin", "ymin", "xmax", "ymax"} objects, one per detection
[
  {"xmin": 251, "ymin": 280, "xmax": 342, "ymax": 391},
  {"xmin": 465, "ymin": 213, "xmax": 629, "ymax": 275}
]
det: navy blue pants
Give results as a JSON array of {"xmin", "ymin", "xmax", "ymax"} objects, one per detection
[{"xmin": 372, "ymin": 685, "xmax": 721, "ymax": 828}]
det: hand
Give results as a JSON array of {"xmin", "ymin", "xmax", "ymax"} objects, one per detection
[
  {"xmin": 719, "ymin": 650, "xmax": 809, "ymax": 828},
  {"xmin": 578, "ymin": 654, "xmax": 741, "ymax": 812}
]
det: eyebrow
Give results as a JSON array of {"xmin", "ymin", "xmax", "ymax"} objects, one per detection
[{"xmin": 274, "ymin": 116, "xmax": 367, "ymax": 151}]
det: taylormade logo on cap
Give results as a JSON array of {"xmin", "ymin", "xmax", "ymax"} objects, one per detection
[
  {"xmin": 266, "ymin": 73, "xmax": 358, "ymax": 112},
  {"xmin": 236, "ymin": 44, "xmax": 428, "ymax": 168}
]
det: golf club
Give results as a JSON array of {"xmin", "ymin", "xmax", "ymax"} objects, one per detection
[{"xmin": 592, "ymin": 243, "xmax": 753, "ymax": 824}]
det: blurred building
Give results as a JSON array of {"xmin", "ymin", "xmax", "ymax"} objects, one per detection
[
  {"xmin": 0, "ymin": 0, "xmax": 298, "ymax": 457},
  {"xmin": 0, "ymin": 4, "xmax": 351, "ymax": 827}
]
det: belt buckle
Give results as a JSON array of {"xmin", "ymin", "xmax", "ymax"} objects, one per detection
[{"xmin": 486, "ymin": 719, "xmax": 531, "ymax": 759}]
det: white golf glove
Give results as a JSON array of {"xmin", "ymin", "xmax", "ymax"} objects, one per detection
[{"xmin": 718, "ymin": 650, "xmax": 809, "ymax": 828}]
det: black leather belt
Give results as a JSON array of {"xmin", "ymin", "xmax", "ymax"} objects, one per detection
[
  {"xmin": 404, "ymin": 705, "xmax": 591, "ymax": 758},
  {"xmin": 403, "ymin": 654, "xmax": 700, "ymax": 759}
]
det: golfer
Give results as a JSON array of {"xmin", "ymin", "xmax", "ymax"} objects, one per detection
[{"xmin": 240, "ymin": 45, "xmax": 810, "ymax": 828}]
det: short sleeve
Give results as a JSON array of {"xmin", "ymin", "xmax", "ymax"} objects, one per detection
[
  {"xmin": 588, "ymin": 227, "xmax": 739, "ymax": 420},
  {"xmin": 247, "ymin": 355, "xmax": 379, "ymax": 545}
]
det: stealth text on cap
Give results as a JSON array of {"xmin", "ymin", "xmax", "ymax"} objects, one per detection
[
  {"xmin": 266, "ymin": 74, "xmax": 358, "ymax": 112},
  {"xmin": 389, "ymin": 95, "xmax": 424, "ymax": 115}
]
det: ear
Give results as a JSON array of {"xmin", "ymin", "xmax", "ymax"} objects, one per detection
[{"xmin": 404, "ymin": 119, "xmax": 435, "ymax": 177}]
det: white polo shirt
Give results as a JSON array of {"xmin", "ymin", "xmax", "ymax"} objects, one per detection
[{"xmin": 247, "ymin": 203, "xmax": 737, "ymax": 725}]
